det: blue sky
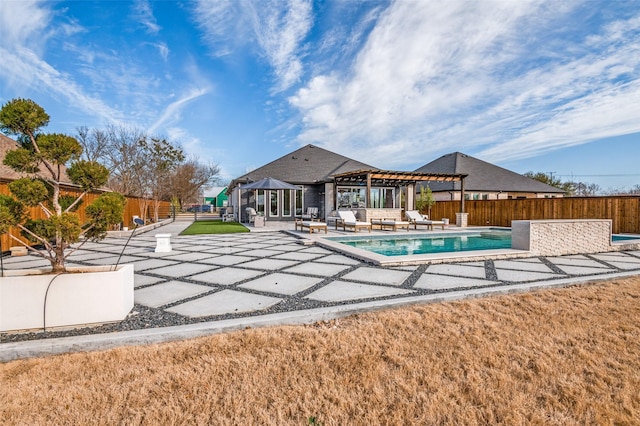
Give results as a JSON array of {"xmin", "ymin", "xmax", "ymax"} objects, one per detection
[{"xmin": 1, "ymin": 0, "xmax": 639, "ymax": 191}]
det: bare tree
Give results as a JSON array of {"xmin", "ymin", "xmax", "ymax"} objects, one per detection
[
  {"xmin": 170, "ymin": 157, "xmax": 221, "ymax": 210},
  {"xmin": 76, "ymin": 126, "xmax": 110, "ymax": 163}
]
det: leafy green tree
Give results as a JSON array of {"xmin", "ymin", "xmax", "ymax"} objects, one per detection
[
  {"xmin": 416, "ymin": 186, "xmax": 436, "ymax": 218},
  {"xmin": 0, "ymin": 98, "xmax": 125, "ymax": 272}
]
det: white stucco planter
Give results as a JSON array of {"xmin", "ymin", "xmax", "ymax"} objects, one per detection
[{"xmin": 0, "ymin": 264, "xmax": 134, "ymax": 332}]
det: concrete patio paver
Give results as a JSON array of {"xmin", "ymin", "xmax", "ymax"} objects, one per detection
[
  {"xmin": 166, "ymin": 290, "xmax": 282, "ymax": 317},
  {"xmin": 238, "ymin": 273, "xmax": 323, "ymax": 295},
  {"xmin": 240, "ymin": 258, "xmax": 300, "ymax": 271},
  {"xmin": 305, "ymin": 281, "xmax": 414, "ymax": 302},
  {"xmin": 494, "ymin": 268, "xmax": 564, "ymax": 282},
  {"xmin": 283, "ymin": 262, "xmax": 353, "ymax": 277},
  {"xmin": 134, "ymin": 274, "xmax": 167, "ymax": 288},
  {"xmin": 414, "ymin": 274, "xmax": 500, "ymax": 290},
  {"xmin": 340, "ymin": 267, "xmax": 412, "ymax": 286},
  {"xmin": 426, "ymin": 263, "xmax": 487, "ymax": 278},
  {"xmin": 134, "ymin": 281, "xmax": 213, "ymax": 308},
  {"xmin": 189, "ymin": 267, "xmax": 264, "ymax": 285},
  {"xmin": 145, "ymin": 262, "xmax": 215, "ymax": 277}
]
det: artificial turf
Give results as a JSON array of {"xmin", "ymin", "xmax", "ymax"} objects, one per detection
[{"xmin": 179, "ymin": 220, "xmax": 249, "ymax": 235}]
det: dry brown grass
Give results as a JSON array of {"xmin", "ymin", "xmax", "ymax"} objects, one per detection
[{"xmin": 2, "ymin": 277, "xmax": 640, "ymax": 425}]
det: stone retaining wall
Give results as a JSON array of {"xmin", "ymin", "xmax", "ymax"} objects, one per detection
[{"xmin": 512, "ymin": 219, "xmax": 612, "ymax": 256}]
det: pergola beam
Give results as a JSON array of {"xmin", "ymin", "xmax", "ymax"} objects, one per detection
[{"xmin": 333, "ymin": 169, "xmax": 468, "ymax": 212}]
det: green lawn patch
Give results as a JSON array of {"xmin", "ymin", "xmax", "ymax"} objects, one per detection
[{"xmin": 180, "ymin": 220, "xmax": 250, "ymax": 235}]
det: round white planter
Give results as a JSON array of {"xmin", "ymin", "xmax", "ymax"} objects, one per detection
[{"xmin": 0, "ymin": 264, "xmax": 134, "ymax": 332}]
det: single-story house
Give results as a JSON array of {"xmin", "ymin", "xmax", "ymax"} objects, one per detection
[
  {"xmin": 227, "ymin": 145, "xmax": 563, "ymax": 223},
  {"xmin": 227, "ymin": 144, "xmax": 466, "ymax": 222},
  {"xmin": 414, "ymin": 152, "xmax": 565, "ymax": 200}
]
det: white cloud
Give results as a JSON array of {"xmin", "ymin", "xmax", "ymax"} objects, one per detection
[
  {"xmin": 150, "ymin": 42, "xmax": 170, "ymax": 61},
  {"xmin": 0, "ymin": 0, "xmax": 50, "ymax": 46},
  {"xmin": 289, "ymin": 1, "xmax": 640, "ymax": 169},
  {"xmin": 147, "ymin": 88, "xmax": 211, "ymax": 134},
  {"xmin": 193, "ymin": 0, "xmax": 313, "ymax": 92},
  {"xmin": 0, "ymin": 45, "xmax": 122, "ymax": 123},
  {"xmin": 133, "ymin": 0, "xmax": 161, "ymax": 34}
]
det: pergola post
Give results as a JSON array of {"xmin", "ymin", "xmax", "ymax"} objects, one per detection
[
  {"xmin": 460, "ymin": 176, "xmax": 465, "ymax": 213},
  {"xmin": 366, "ymin": 172, "xmax": 372, "ymax": 208},
  {"xmin": 407, "ymin": 184, "xmax": 415, "ymax": 210}
]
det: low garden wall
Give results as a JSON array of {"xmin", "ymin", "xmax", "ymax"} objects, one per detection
[{"xmin": 512, "ymin": 219, "xmax": 613, "ymax": 256}]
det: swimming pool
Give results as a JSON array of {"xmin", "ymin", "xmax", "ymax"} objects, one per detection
[{"xmin": 327, "ymin": 229, "xmax": 512, "ymax": 256}]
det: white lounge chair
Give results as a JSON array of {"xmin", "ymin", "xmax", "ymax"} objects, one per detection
[
  {"xmin": 337, "ymin": 210, "xmax": 371, "ymax": 233},
  {"xmin": 371, "ymin": 217, "xmax": 411, "ymax": 231},
  {"xmin": 405, "ymin": 210, "xmax": 446, "ymax": 230},
  {"xmin": 294, "ymin": 217, "xmax": 327, "ymax": 234}
]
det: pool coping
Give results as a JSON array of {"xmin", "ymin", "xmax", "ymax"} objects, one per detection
[
  {"xmin": 290, "ymin": 227, "xmax": 640, "ymax": 266},
  {"xmin": 292, "ymin": 227, "xmax": 532, "ymax": 266}
]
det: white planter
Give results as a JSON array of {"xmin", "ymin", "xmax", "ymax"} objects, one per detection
[{"xmin": 0, "ymin": 264, "xmax": 134, "ymax": 332}]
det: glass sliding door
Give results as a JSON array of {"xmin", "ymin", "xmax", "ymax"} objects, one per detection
[
  {"xmin": 295, "ymin": 187, "xmax": 303, "ymax": 216},
  {"xmin": 337, "ymin": 187, "xmax": 366, "ymax": 209},
  {"xmin": 283, "ymin": 190, "xmax": 291, "ymax": 217},
  {"xmin": 269, "ymin": 190, "xmax": 279, "ymax": 217},
  {"xmin": 256, "ymin": 190, "xmax": 265, "ymax": 215}
]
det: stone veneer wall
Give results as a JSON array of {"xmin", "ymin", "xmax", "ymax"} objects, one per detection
[{"xmin": 512, "ymin": 219, "xmax": 612, "ymax": 256}]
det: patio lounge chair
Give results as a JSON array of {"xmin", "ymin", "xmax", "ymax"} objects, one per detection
[
  {"xmin": 337, "ymin": 210, "xmax": 371, "ymax": 233},
  {"xmin": 371, "ymin": 218, "xmax": 411, "ymax": 231},
  {"xmin": 405, "ymin": 210, "xmax": 446, "ymax": 230},
  {"xmin": 294, "ymin": 217, "xmax": 327, "ymax": 234},
  {"xmin": 301, "ymin": 207, "xmax": 318, "ymax": 220}
]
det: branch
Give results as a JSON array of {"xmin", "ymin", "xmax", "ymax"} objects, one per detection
[
  {"xmin": 13, "ymin": 224, "xmax": 55, "ymax": 258},
  {"xmin": 27, "ymin": 132, "xmax": 58, "ymax": 181},
  {"xmin": 64, "ymin": 189, "xmax": 89, "ymax": 213},
  {"xmin": 38, "ymin": 201, "xmax": 53, "ymax": 218},
  {"xmin": 6, "ymin": 234, "xmax": 50, "ymax": 259}
]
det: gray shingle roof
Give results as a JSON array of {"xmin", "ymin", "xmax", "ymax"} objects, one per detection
[
  {"xmin": 414, "ymin": 152, "xmax": 565, "ymax": 194},
  {"xmin": 230, "ymin": 144, "xmax": 378, "ymax": 187}
]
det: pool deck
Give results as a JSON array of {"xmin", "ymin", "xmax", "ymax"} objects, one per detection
[{"xmin": 2, "ymin": 219, "xmax": 640, "ymax": 361}]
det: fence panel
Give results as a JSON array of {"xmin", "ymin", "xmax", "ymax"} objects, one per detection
[
  {"xmin": 427, "ymin": 196, "xmax": 640, "ymax": 234},
  {"xmin": 1, "ymin": 182, "xmax": 173, "ymax": 250}
]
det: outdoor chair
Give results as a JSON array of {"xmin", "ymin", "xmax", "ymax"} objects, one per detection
[
  {"xmin": 294, "ymin": 217, "xmax": 328, "ymax": 234},
  {"xmin": 301, "ymin": 207, "xmax": 318, "ymax": 220},
  {"xmin": 246, "ymin": 207, "xmax": 257, "ymax": 223},
  {"xmin": 405, "ymin": 210, "xmax": 446, "ymax": 230},
  {"xmin": 337, "ymin": 210, "xmax": 371, "ymax": 233},
  {"xmin": 371, "ymin": 218, "xmax": 411, "ymax": 231}
]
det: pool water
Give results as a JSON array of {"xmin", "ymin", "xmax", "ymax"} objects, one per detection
[
  {"xmin": 328, "ymin": 230, "xmax": 512, "ymax": 256},
  {"xmin": 612, "ymin": 234, "xmax": 640, "ymax": 242}
]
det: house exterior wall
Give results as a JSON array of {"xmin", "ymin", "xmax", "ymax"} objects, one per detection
[{"xmin": 232, "ymin": 184, "xmax": 326, "ymax": 222}]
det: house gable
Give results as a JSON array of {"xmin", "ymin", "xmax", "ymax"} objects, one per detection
[
  {"xmin": 230, "ymin": 144, "xmax": 378, "ymax": 187},
  {"xmin": 414, "ymin": 152, "xmax": 565, "ymax": 195}
]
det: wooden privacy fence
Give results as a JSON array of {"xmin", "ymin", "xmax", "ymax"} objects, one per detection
[
  {"xmin": 1, "ymin": 182, "xmax": 172, "ymax": 250},
  {"xmin": 426, "ymin": 196, "xmax": 640, "ymax": 235}
]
